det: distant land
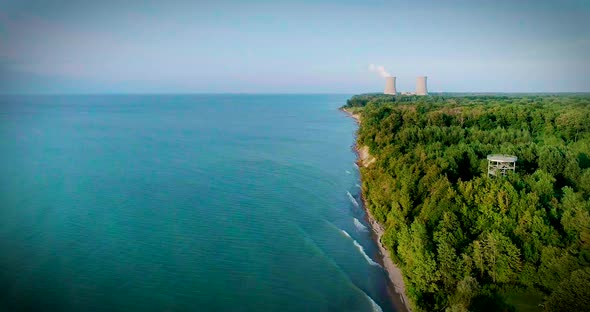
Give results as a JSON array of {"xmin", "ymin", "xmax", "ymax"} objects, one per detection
[{"xmin": 356, "ymin": 92, "xmax": 590, "ymax": 97}]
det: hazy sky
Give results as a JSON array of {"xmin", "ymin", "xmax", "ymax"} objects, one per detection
[{"xmin": 1, "ymin": 0, "xmax": 589, "ymax": 93}]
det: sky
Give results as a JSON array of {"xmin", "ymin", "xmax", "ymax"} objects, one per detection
[{"xmin": 0, "ymin": 0, "xmax": 589, "ymax": 94}]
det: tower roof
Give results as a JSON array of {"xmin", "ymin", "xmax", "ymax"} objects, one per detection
[{"xmin": 487, "ymin": 154, "xmax": 517, "ymax": 162}]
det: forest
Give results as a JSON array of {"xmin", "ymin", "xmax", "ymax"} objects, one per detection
[{"xmin": 343, "ymin": 94, "xmax": 590, "ymax": 312}]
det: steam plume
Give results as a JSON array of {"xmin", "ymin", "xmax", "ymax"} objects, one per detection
[{"xmin": 368, "ymin": 64, "xmax": 391, "ymax": 78}]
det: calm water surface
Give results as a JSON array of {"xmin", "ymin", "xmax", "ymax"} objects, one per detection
[{"xmin": 0, "ymin": 95, "xmax": 394, "ymax": 311}]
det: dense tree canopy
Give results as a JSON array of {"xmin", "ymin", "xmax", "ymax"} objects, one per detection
[{"xmin": 343, "ymin": 94, "xmax": 590, "ymax": 312}]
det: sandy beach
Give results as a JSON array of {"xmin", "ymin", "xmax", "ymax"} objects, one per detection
[{"xmin": 342, "ymin": 108, "xmax": 412, "ymax": 312}]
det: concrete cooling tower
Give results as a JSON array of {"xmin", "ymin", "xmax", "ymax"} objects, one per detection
[
  {"xmin": 384, "ymin": 76, "xmax": 396, "ymax": 95},
  {"xmin": 416, "ymin": 76, "xmax": 428, "ymax": 95}
]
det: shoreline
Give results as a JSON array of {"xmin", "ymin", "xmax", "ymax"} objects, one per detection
[{"xmin": 341, "ymin": 108, "xmax": 412, "ymax": 312}]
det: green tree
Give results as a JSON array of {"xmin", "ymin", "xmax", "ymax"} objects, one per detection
[{"xmin": 544, "ymin": 268, "xmax": 590, "ymax": 312}]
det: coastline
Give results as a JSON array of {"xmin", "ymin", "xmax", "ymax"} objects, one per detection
[{"xmin": 341, "ymin": 108, "xmax": 412, "ymax": 312}]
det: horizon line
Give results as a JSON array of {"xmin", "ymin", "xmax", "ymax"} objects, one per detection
[
  {"xmin": 0, "ymin": 90, "xmax": 590, "ymax": 95},
  {"xmin": 2, "ymin": 92, "xmax": 590, "ymax": 96},
  {"xmin": 1, "ymin": 91, "xmax": 590, "ymax": 96}
]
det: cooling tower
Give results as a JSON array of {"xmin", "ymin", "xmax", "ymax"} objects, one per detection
[
  {"xmin": 416, "ymin": 76, "xmax": 428, "ymax": 95},
  {"xmin": 384, "ymin": 76, "xmax": 396, "ymax": 95}
]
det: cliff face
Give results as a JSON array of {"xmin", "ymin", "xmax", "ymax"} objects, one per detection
[{"xmin": 357, "ymin": 145, "xmax": 376, "ymax": 168}]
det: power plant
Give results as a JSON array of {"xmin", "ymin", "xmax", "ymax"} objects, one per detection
[
  {"xmin": 381, "ymin": 76, "xmax": 428, "ymax": 96},
  {"xmin": 384, "ymin": 76, "xmax": 396, "ymax": 95},
  {"xmin": 416, "ymin": 76, "xmax": 428, "ymax": 95}
]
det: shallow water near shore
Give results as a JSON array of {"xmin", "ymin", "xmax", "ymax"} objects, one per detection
[{"xmin": 0, "ymin": 94, "xmax": 396, "ymax": 311}]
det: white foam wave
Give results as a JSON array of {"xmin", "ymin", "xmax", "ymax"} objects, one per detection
[
  {"xmin": 347, "ymin": 191, "xmax": 359, "ymax": 208},
  {"xmin": 355, "ymin": 183, "xmax": 361, "ymax": 188},
  {"xmin": 354, "ymin": 163, "xmax": 359, "ymax": 169},
  {"xmin": 353, "ymin": 240, "xmax": 381, "ymax": 267},
  {"xmin": 340, "ymin": 229, "xmax": 352, "ymax": 239},
  {"xmin": 345, "ymin": 170, "xmax": 351, "ymax": 174},
  {"xmin": 365, "ymin": 293, "xmax": 384, "ymax": 312},
  {"xmin": 354, "ymin": 218, "xmax": 368, "ymax": 232}
]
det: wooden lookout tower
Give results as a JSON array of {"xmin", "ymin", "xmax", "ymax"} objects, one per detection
[{"xmin": 487, "ymin": 154, "xmax": 517, "ymax": 177}]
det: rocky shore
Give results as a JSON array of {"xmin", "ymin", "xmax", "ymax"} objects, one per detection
[{"xmin": 342, "ymin": 108, "xmax": 412, "ymax": 312}]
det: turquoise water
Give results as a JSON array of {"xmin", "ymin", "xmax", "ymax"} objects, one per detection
[{"xmin": 0, "ymin": 95, "xmax": 394, "ymax": 311}]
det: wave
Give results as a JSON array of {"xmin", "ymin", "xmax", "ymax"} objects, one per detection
[
  {"xmin": 355, "ymin": 183, "xmax": 361, "ymax": 188},
  {"xmin": 354, "ymin": 163, "xmax": 359, "ymax": 169},
  {"xmin": 353, "ymin": 218, "xmax": 368, "ymax": 232},
  {"xmin": 353, "ymin": 240, "xmax": 381, "ymax": 267},
  {"xmin": 345, "ymin": 170, "xmax": 351, "ymax": 174},
  {"xmin": 347, "ymin": 191, "xmax": 359, "ymax": 208},
  {"xmin": 340, "ymin": 229, "xmax": 352, "ymax": 239},
  {"xmin": 365, "ymin": 293, "xmax": 384, "ymax": 312}
]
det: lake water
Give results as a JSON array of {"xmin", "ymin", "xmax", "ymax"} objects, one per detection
[{"xmin": 0, "ymin": 95, "xmax": 394, "ymax": 311}]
